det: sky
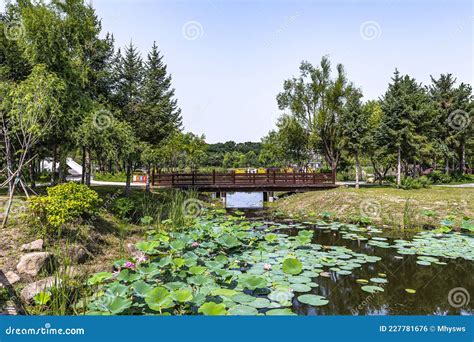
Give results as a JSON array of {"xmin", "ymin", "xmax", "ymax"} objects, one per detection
[{"xmin": 2, "ymin": 0, "xmax": 473, "ymax": 143}]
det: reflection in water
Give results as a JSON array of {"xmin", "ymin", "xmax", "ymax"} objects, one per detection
[{"xmin": 271, "ymin": 222, "xmax": 473, "ymax": 315}]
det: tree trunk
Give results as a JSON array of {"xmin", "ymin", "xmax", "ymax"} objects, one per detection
[
  {"xmin": 1, "ymin": 181, "xmax": 18, "ymax": 228},
  {"xmin": 145, "ymin": 165, "xmax": 151, "ymax": 193},
  {"xmin": 81, "ymin": 146, "xmax": 86, "ymax": 184},
  {"xmin": 396, "ymin": 147, "xmax": 401, "ymax": 188},
  {"xmin": 459, "ymin": 142, "xmax": 465, "ymax": 174},
  {"xmin": 354, "ymin": 151, "xmax": 360, "ymax": 189},
  {"xmin": 125, "ymin": 160, "xmax": 132, "ymax": 196},
  {"xmin": 58, "ymin": 151, "xmax": 67, "ymax": 183},
  {"xmin": 3, "ymin": 129, "xmax": 14, "ymax": 193},
  {"xmin": 29, "ymin": 152, "xmax": 36, "ymax": 189},
  {"xmin": 51, "ymin": 144, "xmax": 57, "ymax": 185},
  {"xmin": 85, "ymin": 149, "xmax": 91, "ymax": 186}
]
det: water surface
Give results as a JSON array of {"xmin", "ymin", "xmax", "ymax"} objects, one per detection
[{"xmin": 253, "ymin": 216, "xmax": 473, "ymax": 315}]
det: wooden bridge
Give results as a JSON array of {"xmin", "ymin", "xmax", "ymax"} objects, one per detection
[{"xmin": 152, "ymin": 170, "xmax": 337, "ymax": 192}]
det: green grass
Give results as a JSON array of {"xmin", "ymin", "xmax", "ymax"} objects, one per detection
[
  {"xmin": 93, "ymin": 172, "xmax": 128, "ymax": 182},
  {"xmin": 272, "ymin": 186, "xmax": 473, "ymax": 229}
]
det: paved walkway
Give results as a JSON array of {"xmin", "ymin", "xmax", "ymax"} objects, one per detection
[
  {"xmin": 434, "ymin": 183, "xmax": 474, "ymax": 188},
  {"xmin": 90, "ymin": 180, "xmax": 146, "ymax": 187}
]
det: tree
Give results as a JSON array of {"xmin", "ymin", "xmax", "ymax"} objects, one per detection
[
  {"xmin": 18, "ymin": 0, "xmax": 103, "ymax": 184},
  {"xmin": 377, "ymin": 69, "xmax": 432, "ymax": 186},
  {"xmin": 340, "ymin": 88, "xmax": 370, "ymax": 188},
  {"xmin": 258, "ymin": 131, "xmax": 285, "ymax": 167},
  {"xmin": 140, "ymin": 42, "xmax": 182, "ymax": 144},
  {"xmin": 112, "ymin": 42, "xmax": 143, "ymax": 194},
  {"xmin": 277, "ymin": 56, "xmax": 355, "ymax": 174},
  {"xmin": 138, "ymin": 42, "xmax": 182, "ymax": 191},
  {"xmin": 1, "ymin": 65, "xmax": 64, "ymax": 226},
  {"xmin": 157, "ymin": 132, "xmax": 207, "ymax": 171},
  {"xmin": 363, "ymin": 100, "xmax": 394, "ymax": 184},
  {"xmin": 429, "ymin": 74, "xmax": 473, "ymax": 174},
  {"xmin": 276, "ymin": 114, "xmax": 310, "ymax": 167}
]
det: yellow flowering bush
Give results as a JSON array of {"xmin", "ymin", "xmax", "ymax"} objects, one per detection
[{"xmin": 29, "ymin": 183, "xmax": 102, "ymax": 229}]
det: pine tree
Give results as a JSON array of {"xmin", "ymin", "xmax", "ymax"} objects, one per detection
[
  {"xmin": 377, "ymin": 69, "xmax": 431, "ymax": 186},
  {"xmin": 140, "ymin": 41, "xmax": 182, "ymax": 144},
  {"xmin": 428, "ymin": 74, "xmax": 458, "ymax": 172},
  {"xmin": 113, "ymin": 42, "xmax": 144, "ymax": 193}
]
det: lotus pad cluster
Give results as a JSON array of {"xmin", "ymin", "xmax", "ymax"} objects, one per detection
[{"xmin": 86, "ymin": 212, "xmax": 380, "ymax": 315}]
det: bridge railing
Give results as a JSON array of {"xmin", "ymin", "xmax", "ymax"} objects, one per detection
[{"xmin": 152, "ymin": 170, "xmax": 335, "ymax": 187}]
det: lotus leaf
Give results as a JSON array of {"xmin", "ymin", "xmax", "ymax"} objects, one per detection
[
  {"xmin": 188, "ymin": 265, "xmax": 207, "ymax": 275},
  {"xmin": 131, "ymin": 280, "xmax": 152, "ymax": 297},
  {"xmin": 370, "ymin": 277, "xmax": 388, "ymax": 284},
  {"xmin": 290, "ymin": 283, "xmax": 312, "ymax": 292},
  {"xmin": 265, "ymin": 308, "xmax": 296, "ymax": 316},
  {"xmin": 282, "ymin": 257, "xmax": 303, "ymax": 275},
  {"xmin": 361, "ymin": 285, "xmax": 384, "ymax": 293},
  {"xmin": 297, "ymin": 294, "xmax": 328, "ymax": 306},
  {"xmin": 239, "ymin": 275, "xmax": 267, "ymax": 290},
  {"xmin": 170, "ymin": 240, "xmax": 186, "ymax": 250},
  {"xmin": 198, "ymin": 302, "xmax": 227, "ymax": 315},
  {"xmin": 172, "ymin": 288, "xmax": 193, "ymax": 303},
  {"xmin": 232, "ymin": 293, "xmax": 257, "ymax": 304},
  {"xmin": 248, "ymin": 297, "xmax": 271, "ymax": 308},
  {"xmin": 145, "ymin": 287, "xmax": 174, "ymax": 311},
  {"xmin": 88, "ymin": 272, "xmax": 112, "ymax": 285},
  {"xmin": 228, "ymin": 305, "xmax": 258, "ymax": 315}
]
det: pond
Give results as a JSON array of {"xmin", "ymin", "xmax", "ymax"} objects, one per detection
[
  {"xmin": 265, "ymin": 219, "xmax": 473, "ymax": 315},
  {"xmin": 86, "ymin": 210, "xmax": 473, "ymax": 316}
]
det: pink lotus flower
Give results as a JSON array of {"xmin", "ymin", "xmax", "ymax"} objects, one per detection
[
  {"xmin": 135, "ymin": 254, "xmax": 148, "ymax": 264},
  {"xmin": 263, "ymin": 263, "xmax": 272, "ymax": 271},
  {"xmin": 124, "ymin": 261, "xmax": 136, "ymax": 269},
  {"xmin": 191, "ymin": 242, "xmax": 200, "ymax": 248}
]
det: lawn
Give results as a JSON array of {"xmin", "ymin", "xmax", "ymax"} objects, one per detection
[{"xmin": 272, "ymin": 186, "xmax": 473, "ymax": 229}]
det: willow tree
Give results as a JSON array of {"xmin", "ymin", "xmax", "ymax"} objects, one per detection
[
  {"xmin": 1, "ymin": 65, "xmax": 64, "ymax": 227},
  {"xmin": 9, "ymin": 0, "xmax": 105, "ymax": 184},
  {"xmin": 277, "ymin": 56, "xmax": 357, "ymax": 174}
]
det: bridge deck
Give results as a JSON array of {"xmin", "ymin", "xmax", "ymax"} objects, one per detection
[{"xmin": 152, "ymin": 171, "xmax": 337, "ymax": 192}]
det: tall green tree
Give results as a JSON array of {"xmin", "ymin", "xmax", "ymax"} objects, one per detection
[
  {"xmin": 275, "ymin": 114, "xmax": 310, "ymax": 167},
  {"xmin": 258, "ymin": 131, "xmax": 285, "ymax": 168},
  {"xmin": 138, "ymin": 42, "xmax": 182, "ymax": 190},
  {"xmin": 1, "ymin": 65, "xmax": 64, "ymax": 226},
  {"xmin": 362, "ymin": 100, "xmax": 394, "ymax": 183},
  {"xmin": 429, "ymin": 74, "xmax": 473, "ymax": 174},
  {"xmin": 140, "ymin": 42, "xmax": 182, "ymax": 144},
  {"xmin": 277, "ymin": 56, "xmax": 356, "ymax": 174},
  {"xmin": 377, "ymin": 69, "xmax": 432, "ymax": 186},
  {"xmin": 112, "ymin": 42, "xmax": 143, "ymax": 194},
  {"xmin": 339, "ymin": 88, "xmax": 370, "ymax": 188}
]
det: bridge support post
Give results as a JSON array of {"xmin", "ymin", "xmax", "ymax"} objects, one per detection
[{"xmin": 263, "ymin": 191, "xmax": 274, "ymax": 202}]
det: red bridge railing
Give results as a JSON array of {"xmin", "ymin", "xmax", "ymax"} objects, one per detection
[{"xmin": 152, "ymin": 170, "xmax": 335, "ymax": 187}]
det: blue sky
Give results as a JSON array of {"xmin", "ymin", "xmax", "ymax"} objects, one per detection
[{"xmin": 3, "ymin": 0, "xmax": 473, "ymax": 142}]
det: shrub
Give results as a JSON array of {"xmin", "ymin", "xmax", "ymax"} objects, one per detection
[
  {"xmin": 111, "ymin": 198, "xmax": 135, "ymax": 221},
  {"xmin": 29, "ymin": 183, "xmax": 101, "ymax": 230},
  {"xmin": 427, "ymin": 170, "xmax": 451, "ymax": 184},
  {"xmin": 400, "ymin": 176, "xmax": 431, "ymax": 190}
]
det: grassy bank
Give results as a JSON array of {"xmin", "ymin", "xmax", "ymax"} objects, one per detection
[{"xmin": 272, "ymin": 186, "xmax": 473, "ymax": 229}]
